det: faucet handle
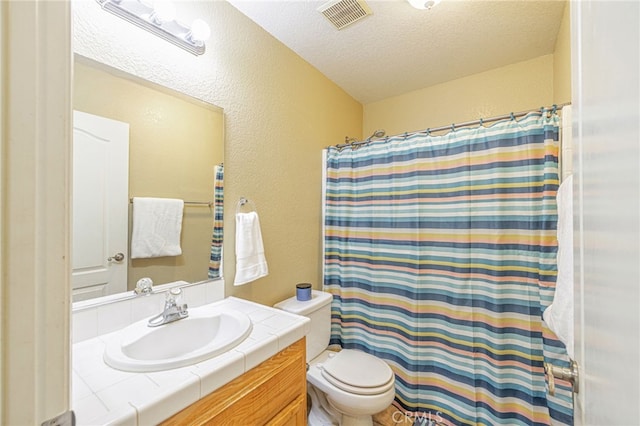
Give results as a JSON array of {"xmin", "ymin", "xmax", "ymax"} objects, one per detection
[
  {"xmin": 165, "ymin": 287, "xmax": 184, "ymax": 305},
  {"xmin": 135, "ymin": 277, "xmax": 153, "ymax": 295}
]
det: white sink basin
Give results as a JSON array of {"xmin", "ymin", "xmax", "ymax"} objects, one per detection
[{"xmin": 104, "ymin": 303, "xmax": 252, "ymax": 372}]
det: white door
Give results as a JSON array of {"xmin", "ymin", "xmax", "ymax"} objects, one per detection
[
  {"xmin": 571, "ymin": 1, "xmax": 640, "ymax": 423},
  {"xmin": 72, "ymin": 110, "xmax": 129, "ymax": 301}
]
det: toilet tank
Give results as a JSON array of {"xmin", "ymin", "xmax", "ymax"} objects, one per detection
[{"xmin": 274, "ymin": 290, "xmax": 333, "ymax": 362}]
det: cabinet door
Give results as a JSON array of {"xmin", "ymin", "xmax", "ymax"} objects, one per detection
[
  {"xmin": 162, "ymin": 338, "xmax": 307, "ymax": 425},
  {"xmin": 268, "ymin": 394, "xmax": 306, "ymax": 426}
]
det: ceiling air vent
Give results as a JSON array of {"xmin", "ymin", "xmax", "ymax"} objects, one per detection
[{"xmin": 318, "ymin": 0, "xmax": 373, "ymax": 30}]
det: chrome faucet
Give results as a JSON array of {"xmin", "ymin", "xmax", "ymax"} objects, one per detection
[{"xmin": 148, "ymin": 287, "xmax": 188, "ymax": 327}]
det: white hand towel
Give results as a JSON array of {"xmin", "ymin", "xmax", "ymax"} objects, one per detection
[
  {"xmin": 131, "ymin": 197, "xmax": 184, "ymax": 259},
  {"xmin": 543, "ymin": 175, "xmax": 574, "ymax": 358},
  {"xmin": 234, "ymin": 211, "xmax": 268, "ymax": 286}
]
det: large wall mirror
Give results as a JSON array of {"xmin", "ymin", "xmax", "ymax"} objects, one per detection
[{"xmin": 72, "ymin": 54, "xmax": 224, "ymax": 303}]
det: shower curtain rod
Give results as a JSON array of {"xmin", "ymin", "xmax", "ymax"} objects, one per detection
[{"xmin": 333, "ymin": 102, "xmax": 571, "ymax": 150}]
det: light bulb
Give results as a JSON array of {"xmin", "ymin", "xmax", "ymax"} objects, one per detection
[
  {"xmin": 152, "ymin": 0, "xmax": 175, "ymax": 23},
  {"xmin": 407, "ymin": 0, "xmax": 441, "ymax": 10},
  {"xmin": 189, "ymin": 19, "xmax": 211, "ymax": 43}
]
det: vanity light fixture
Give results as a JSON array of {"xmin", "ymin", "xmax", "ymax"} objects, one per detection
[
  {"xmin": 96, "ymin": 0, "xmax": 211, "ymax": 56},
  {"xmin": 407, "ymin": 0, "xmax": 441, "ymax": 10}
]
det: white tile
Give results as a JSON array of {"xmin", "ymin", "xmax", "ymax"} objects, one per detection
[
  {"xmin": 73, "ymin": 393, "xmax": 109, "ymax": 426},
  {"xmin": 145, "ymin": 366, "xmax": 199, "ymax": 389},
  {"xmin": 90, "ymin": 404, "xmax": 138, "ymax": 426},
  {"xmin": 72, "ymin": 308, "xmax": 98, "ymax": 343},
  {"xmin": 130, "ymin": 292, "xmax": 164, "ymax": 323},
  {"xmin": 132, "ymin": 375, "xmax": 200, "ymax": 425},
  {"xmin": 272, "ymin": 323, "xmax": 306, "ymax": 351},
  {"xmin": 96, "ymin": 375, "xmax": 159, "ymax": 411},
  {"xmin": 72, "ymin": 371, "xmax": 93, "ymax": 401},
  {"xmin": 97, "ymin": 299, "xmax": 133, "ymax": 335},
  {"xmin": 227, "ymin": 297, "xmax": 279, "ymax": 314},
  {"xmin": 247, "ymin": 307, "xmax": 277, "ymax": 323},
  {"xmin": 195, "ymin": 350, "xmax": 245, "ymax": 396},
  {"xmin": 219, "ymin": 297, "xmax": 255, "ymax": 311},
  {"xmin": 82, "ymin": 366, "xmax": 138, "ymax": 394},
  {"xmin": 205, "ymin": 279, "xmax": 225, "ymax": 303},
  {"xmin": 249, "ymin": 323, "xmax": 278, "ymax": 340},
  {"xmin": 183, "ymin": 284, "xmax": 207, "ymax": 309},
  {"xmin": 261, "ymin": 313, "xmax": 304, "ymax": 331},
  {"xmin": 233, "ymin": 334, "xmax": 257, "ymax": 347},
  {"xmin": 73, "ymin": 338, "xmax": 109, "ymax": 377},
  {"xmin": 97, "ymin": 329, "xmax": 124, "ymax": 346},
  {"xmin": 267, "ymin": 308, "xmax": 308, "ymax": 323},
  {"xmin": 234, "ymin": 334, "xmax": 279, "ymax": 371}
]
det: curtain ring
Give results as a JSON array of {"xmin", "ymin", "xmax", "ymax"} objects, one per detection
[
  {"xmin": 451, "ymin": 123, "xmax": 455, "ymax": 131},
  {"xmin": 552, "ymin": 104, "xmax": 558, "ymax": 114},
  {"xmin": 426, "ymin": 128, "xmax": 431, "ymax": 136},
  {"xmin": 479, "ymin": 118, "xmax": 484, "ymax": 127},
  {"xmin": 510, "ymin": 112, "xmax": 515, "ymax": 121}
]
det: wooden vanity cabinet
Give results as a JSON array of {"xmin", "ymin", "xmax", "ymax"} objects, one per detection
[{"xmin": 161, "ymin": 338, "xmax": 307, "ymax": 425}]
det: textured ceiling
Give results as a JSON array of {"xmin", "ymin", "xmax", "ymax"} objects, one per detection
[{"xmin": 227, "ymin": 0, "xmax": 567, "ymax": 104}]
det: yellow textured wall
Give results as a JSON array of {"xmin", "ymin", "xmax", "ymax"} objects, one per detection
[
  {"xmin": 72, "ymin": 1, "xmax": 363, "ymax": 307},
  {"xmin": 553, "ymin": 2, "xmax": 572, "ymax": 104},
  {"xmin": 73, "ymin": 60, "xmax": 224, "ymax": 290},
  {"xmin": 213, "ymin": 5, "xmax": 363, "ymax": 305},
  {"xmin": 72, "ymin": 1, "xmax": 571, "ymax": 308},
  {"xmin": 363, "ymin": 55, "xmax": 554, "ymax": 137}
]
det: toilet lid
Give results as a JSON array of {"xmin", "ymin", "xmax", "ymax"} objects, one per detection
[{"xmin": 321, "ymin": 350, "xmax": 394, "ymax": 395}]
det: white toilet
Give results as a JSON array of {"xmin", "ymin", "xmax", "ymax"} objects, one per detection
[{"xmin": 275, "ymin": 290, "xmax": 395, "ymax": 426}]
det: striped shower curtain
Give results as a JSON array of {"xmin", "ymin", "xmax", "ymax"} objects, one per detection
[
  {"xmin": 208, "ymin": 163, "xmax": 224, "ymax": 279},
  {"xmin": 324, "ymin": 112, "xmax": 573, "ymax": 425}
]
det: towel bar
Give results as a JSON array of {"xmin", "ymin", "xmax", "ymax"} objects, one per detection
[{"xmin": 129, "ymin": 198, "xmax": 213, "ymax": 207}]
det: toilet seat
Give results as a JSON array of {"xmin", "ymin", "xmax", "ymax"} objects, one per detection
[{"xmin": 321, "ymin": 349, "xmax": 395, "ymax": 396}]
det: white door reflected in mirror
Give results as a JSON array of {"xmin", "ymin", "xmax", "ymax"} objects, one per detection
[{"xmin": 72, "ymin": 110, "xmax": 129, "ymax": 301}]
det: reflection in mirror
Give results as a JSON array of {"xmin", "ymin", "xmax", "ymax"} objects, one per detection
[{"xmin": 72, "ymin": 55, "xmax": 224, "ymax": 303}]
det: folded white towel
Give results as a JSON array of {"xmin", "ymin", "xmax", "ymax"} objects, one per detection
[
  {"xmin": 131, "ymin": 197, "xmax": 184, "ymax": 259},
  {"xmin": 234, "ymin": 211, "xmax": 268, "ymax": 286},
  {"xmin": 543, "ymin": 175, "xmax": 574, "ymax": 358}
]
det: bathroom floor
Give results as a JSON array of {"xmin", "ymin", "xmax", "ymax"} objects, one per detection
[
  {"xmin": 306, "ymin": 392, "xmax": 403, "ymax": 425},
  {"xmin": 373, "ymin": 404, "xmax": 415, "ymax": 426}
]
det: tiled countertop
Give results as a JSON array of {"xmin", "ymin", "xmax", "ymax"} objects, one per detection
[{"xmin": 72, "ymin": 297, "xmax": 310, "ymax": 425}]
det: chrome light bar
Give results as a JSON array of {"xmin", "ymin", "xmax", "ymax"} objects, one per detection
[{"xmin": 96, "ymin": 0, "xmax": 207, "ymax": 56}]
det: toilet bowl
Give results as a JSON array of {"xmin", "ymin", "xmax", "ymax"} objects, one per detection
[
  {"xmin": 275, "ymin": 290, "xmax": 396, "ymax": 426},
  {"xmin": 307, "ymin": 349, "xmax": 395, "ymax": 425}
]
